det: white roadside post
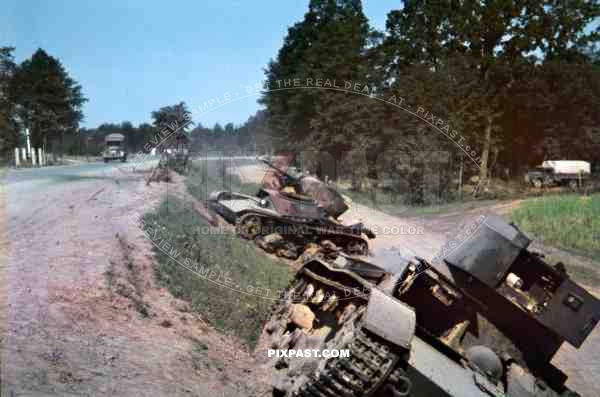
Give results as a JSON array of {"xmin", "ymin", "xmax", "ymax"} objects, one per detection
[
  {"xmin": 38, "ymin": 148, "xmax": 44, "ymax": 166},
  {"xmin": 31, "ymin": 148, "xmax": 37, "ymax": 166},
  {"xmin": 26, "ymin": 128, "xmax": 32, "ymax": 157},
  {"xmin": 14, "ymin": 148, "xmax": 20, "ymax": 167},
  {"xmin": 21, "ymin": 148, "xmax": 27, "ymax": 164}
]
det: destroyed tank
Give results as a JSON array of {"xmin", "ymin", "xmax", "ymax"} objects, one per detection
[
  {"xmin": 208, "ymin": 158, "xmax": 375, "ymax": 257},
  {"xmin": 264, "ymin": 215, "xmax": 600, "ymax": 396},
  {"xmin": 158, "ymin": 131, "xmax": 190, "ymax": 174}
]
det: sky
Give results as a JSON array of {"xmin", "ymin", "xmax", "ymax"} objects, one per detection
[{"xmin": 1, "ymin": 0, "xmax": 401, "ymax": 129}]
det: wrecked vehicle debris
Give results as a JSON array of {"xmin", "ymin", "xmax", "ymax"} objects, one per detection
[
  {"xmin": 160, "ymin": 131, "xmax": 191, "ymax": 174},
  {"xmin": 208, "ymin": 156, "xmax": 375, "ymax": 257},
  {"xmin": 265, "ymin": 216, "xmax": 600, "ymax": 396}
]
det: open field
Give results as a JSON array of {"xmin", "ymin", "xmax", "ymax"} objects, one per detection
[{"xmin": 511, "ymin": 194, "xmax": 600, "ymax": 258}]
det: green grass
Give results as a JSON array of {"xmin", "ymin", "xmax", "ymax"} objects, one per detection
[
  {"xmin": 186, "ymin": 159, "xmax": 261, "ymax": 201},
  {"xmin": 511, "ymin": 194, "xmax": 600, "ymax": 258},
  {"xmin": 143, "ymin": 196, "xmax": 292, "ymax": 348}
]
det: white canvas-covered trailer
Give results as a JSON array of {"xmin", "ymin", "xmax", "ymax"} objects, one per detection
[{"xmin": 541, "ymin": 160, "xmax": 591, "ymax": 175}]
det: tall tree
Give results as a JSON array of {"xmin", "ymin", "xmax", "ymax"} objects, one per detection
[
  {"xmin": 151, "ymin": 102, "xmax": 192, "ymax": 133},
  {"xmin": 261, "ymin": 0, "xmax": 372, "ymax": 151},
  {"xmin": 151, "ymin": 102, "xmax": 192, "ymax": 151},
  {"xmin": 383, "ymin": 0, "xmax": 600, "ymax": 182},
  {"xmin": 10, "ymin": 49, "xmax": 86, "ymax": 153},
  {"xmin": 0, "ymin": 47, "xmax": 18, "ymax": 156},
  {"xmin": 236, "ymin": 110, "xmax": 273, "ymax": 153}
]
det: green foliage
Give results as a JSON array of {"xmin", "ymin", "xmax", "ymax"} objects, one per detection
[
  {"xmin": 77, "ymin": 110, "xmax": 272, "ymax": 158},
  {"xmin": 151, "ymin": 102, "xmax": 192, "ymax": 134},
  {"xmin": 511, "ymin": 194, "xmax": 600, "ymax": 257},
  {"xmin": 9, "ymin": 48, "xmax": 87, "ymax": 152},
  {"xmin": 189, "ymin": 111, "xmax": 273, "ymax": 154},
  {"xmin": 258, "ymin": 0, "xmax": 600, "ymax": 203},
  {"xmin": 261, "ymin": 0, "xmax": 373, "ymax": 149},
  {"xmin": 0, "ymin": 47, "xmax": 18, "ymax": 157},
  {"xmin": 502, "ymin": 60, "xmax": 600, "ymax": 165},
  {"xmin": 144, "ymin": 195, "xmax": 292, "ymax": 348},
  {"xmin": 151, "ymin": 102, "xmax": 192, "ymax": 151},
  {"xmin": 383, "ymin": 0, "xmax": 600, "ymax": 181},
  {"xmin": 77, "ymin": 122, "xmax": 157, "ymax": 156}
]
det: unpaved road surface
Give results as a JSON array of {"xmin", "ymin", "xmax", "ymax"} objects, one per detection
[{"xmin": 1, "ymin": 162, "xmax": 268, "ymax": 397}]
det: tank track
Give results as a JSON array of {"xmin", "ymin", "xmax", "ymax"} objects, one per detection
[
  {"xmin": 267, "ymin": 268, "xmax": 409, "ymax": 396},
  {"xmin": 378, "ymin": 365, "xmax": 412, "ymax": 397},
  {"xmin": 236, "ymin": 211, "xmax": 369, "ymax": 255},
  {"xmin": 293, "ymin": 329, "xmax": 403, "ymax": 397}
]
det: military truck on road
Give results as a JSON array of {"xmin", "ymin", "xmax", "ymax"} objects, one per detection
[
  {"xmin": 103, "ymin": 133, "xmax": 127, "ymax": 163},
  {"xmin": 525, "ymin": 160, "xmax": 590, "ymax": 188}
]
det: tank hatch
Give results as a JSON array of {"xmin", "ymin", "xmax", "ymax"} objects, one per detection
[{"xmin": 442, "ymin": 215, "xmax": 530, "ymax": 287}]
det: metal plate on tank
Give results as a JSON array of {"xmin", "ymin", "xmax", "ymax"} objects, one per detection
[
  {"xmin": 363, "ymin": 288, "xmax": 416, "ymax": 349},
  {"xmin": 442, "ymin": 215, "xmax": 530, "ymax": 287}
]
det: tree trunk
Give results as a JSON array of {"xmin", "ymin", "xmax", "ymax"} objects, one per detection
[
  {"xmin": 458, "ymin": 154, "xmax": 464, "ymax": 200},
  {"xmin": 61, "ymin": 130, "xmax": 65, "ymax": 160},
  {"xmin": 479, "ymin": 115, "xmax": 493, "ymax": 183}
]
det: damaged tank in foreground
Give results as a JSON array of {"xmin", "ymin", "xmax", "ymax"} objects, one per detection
[
  {"xmin": 208, "ymin": 159, "xmax": 375, "ymax": 257},
  {"xmin": 264, "ymin": 215, "xmax": 600, "ymax": 396}
]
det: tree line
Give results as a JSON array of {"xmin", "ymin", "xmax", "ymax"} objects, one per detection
[
  {"xmin": 261, "ymin": 0, "xmax": 600, "ymax": 202},
  {"xmin": 78, "ymin": 106, "xmax": 271, "ymax": 157},
  {"xmin": 0, "ymin": 47, "xmax": 270, "ymax": 160},
  {"xmin": 3, "ymin": 1, "xmax": 600, "ymax": 204},
  {"xmin": 0, "ymin": 47, "xmax": 86, "ymax": 158}
]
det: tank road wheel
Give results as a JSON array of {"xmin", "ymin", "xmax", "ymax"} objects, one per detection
[
  {"xmin": 236, "ymin": 213, "xmax": 263, "ymax": 240},
  {"xmin": 346, "ymin": 239, "xmax": 369, "ymax": 256},
  {"xmin": 265, "ymin": 272, "xmax": 407, "ymax": 396}
]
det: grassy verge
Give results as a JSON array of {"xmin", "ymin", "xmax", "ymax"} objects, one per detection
[
  {"xmin": 511, "ymin": 194, "xmax": 600, "ymax": 258},
  {"xmin": 143, "ymin": 196, "xmax": 292, "ymax": 348}
]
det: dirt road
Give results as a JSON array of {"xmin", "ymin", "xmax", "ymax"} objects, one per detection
[{"xmin": 1, "ymin": 162, "xmax": 267, "ymax": 397}]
